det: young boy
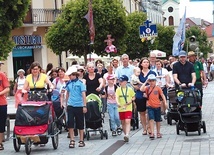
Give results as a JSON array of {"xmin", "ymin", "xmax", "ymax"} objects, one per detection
[
  {"xmin": 104, "ymin": 75, "xmax": 121, "ymax": 136},
  {"xmin": 140, "ymin": 74, "xmax": 167, "ymax": 140},
  {"xmin": 116, "ymin": 75, "xmax": 135, "ymax": 142},
  {"xmin": 65, "ymin": 66, "xmax": 87, "ymax": 148}
]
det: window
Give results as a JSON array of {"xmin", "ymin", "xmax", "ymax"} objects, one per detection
[
  {"xmin": 168, "ymin": 7, "xmax": 173, "ymax": 13},
  {"xmin": 169, "ymin": 16, "xmax": 174, "ymax": 25}
]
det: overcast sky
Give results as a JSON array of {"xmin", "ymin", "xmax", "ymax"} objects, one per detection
[{"xmin": 180, "ymin": 0, "xmax": 213, "ymax": 23}]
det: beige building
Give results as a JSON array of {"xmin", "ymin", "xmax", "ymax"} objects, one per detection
[{"xmin": 4, "ymin": 0, "xmax": 70, "ymax": 80}]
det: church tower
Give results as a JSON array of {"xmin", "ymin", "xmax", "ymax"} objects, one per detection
[{"xmin": 162, "ymin": 0, "xmax": 180, "ymax": 27}]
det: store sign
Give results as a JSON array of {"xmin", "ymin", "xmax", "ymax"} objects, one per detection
[{"xmin": 12, "ymin": 35, "xmax": 42, "ymax": 49}]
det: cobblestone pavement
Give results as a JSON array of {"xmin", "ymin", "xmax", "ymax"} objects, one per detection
[{"xmin": 2, "ymin": 82, "xmax": 214, "ymax": 155}]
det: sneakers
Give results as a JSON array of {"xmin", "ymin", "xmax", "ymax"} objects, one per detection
[
  {"xmin": 124, "ymin": 135, "xmax": 129, "ymax": 142},
  {"xmin": 117, "ymin": 127, "xmax": 122, "ymax": 135},
  {"xmin": 112, "ymin": 131, "xmax": 117, "ymax": 136}
]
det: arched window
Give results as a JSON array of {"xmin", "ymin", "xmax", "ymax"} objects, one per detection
[{"xmin": 169, "ymin": 16, "xmax": 174, "ymax": 25}]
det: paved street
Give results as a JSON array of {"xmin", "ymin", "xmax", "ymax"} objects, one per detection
[{"xmin": 2, "ymin": 81, "xmax": 214, "ymax": 155}]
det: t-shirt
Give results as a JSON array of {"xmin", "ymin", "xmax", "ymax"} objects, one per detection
[
  {"xmin": 154, "ymin": 68, "xmax": 169, "ymax": 87},
  {"xmin": 145, "ymin": 86, "xmax": 162, "ymax": 108},
  {"xmin": 84, "ymin": 73, "xmax": 101, "ymax": 96},
  {"xmin": 105, "ymin": 85, "xmax": 117, "ymax": 104},
  {"xmin": 66, "ymin": 79, "xmax": 86, "ymax": 107},
  {"xmin": 26, "ymin": 73, "xmax": 47, "ymax": 89},
  {"xmin": 16, "ymin": 76, "xmax": 25, "ymax": 90},
  {"xmin": 192, "ymin": 61, "xmax": 203, "ymax": 83},
  {"xmin": 116, "ymin": 86, "xmax": 135, "ymax": 112},
  {"xmin": 0, "ymin": 72, "xmax": 10, "ymax": 105},
  {"xmin": 52, "ymin": 77, "xmax": 65, "ymax": 91}
]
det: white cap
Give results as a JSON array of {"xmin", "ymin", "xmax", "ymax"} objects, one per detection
[
  {"xmin": 65, "ymin": 66, "xmax": 78, "ymax": 75},
  {"xmin": 148, "ymin": 74, "xmax": 156, "ymax": 80}
]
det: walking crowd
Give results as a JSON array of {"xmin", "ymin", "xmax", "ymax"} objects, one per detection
[{"xmin": 0, "ymin": 50, "xmax": 210, "ymax": 151}]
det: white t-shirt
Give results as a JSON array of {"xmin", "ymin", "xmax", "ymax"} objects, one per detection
[
  {"xmin": 203, "ymin": 62, "xmax": 208, "ymax": 74},
  {"xmin": 16, "ymin": 77, "xmax": 26, "ymax": 90},
  {"xmin": 104, "ymin": 85, "xmax": 117, "ymax": 104},
  {"xmin": 154, "ymin": 68, "xmax": 169, "ymax": 87}
]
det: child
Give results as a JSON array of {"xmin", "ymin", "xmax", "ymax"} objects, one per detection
[
  {"xmin": 140, "ymin": 74, "xmax": 167, "ymax": 140},
  {"xmin": 65, "ymin": 66, "xmax": 87, "ymax": 148},
  {"xmin": 131, "ymin": 67, "xmax": 143, "ymax": 87},
  {"xmin": 104, "ymin": 75, "xmax": 121, "ymax": 136},
  {"xmin": 116, "ymin": 75, "xmax": 135, "ymax": 142}
]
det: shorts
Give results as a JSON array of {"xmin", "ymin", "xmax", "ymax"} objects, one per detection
[
  {"xmin": 135, "ymin": 98, "xmax": 147, "ymax": 112},
  {"xmin": 67, "ymin": 106, "xmax": 84, "ymax": 130},
  {"xmin": 147, "ymin": 106, "xmax": 161, "ymax": 122},
  {"xmin": 119, "ymin": 111, "xmax": 132, "ymax": 120},
  {"xmin": 0, "ymin": 105, "xmax": 7, "ymax": 133}
]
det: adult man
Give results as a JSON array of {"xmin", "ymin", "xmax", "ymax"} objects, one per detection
[
  {"xmin": 166, "ymin": 55, "xmax": 176, "ymax": 71},
  {"xmin": 149, "ymin": 52, "xmax": 157, "ymax": 71},
  {"xmin": 115, "ymin": 54, "xmax": 134, "ymax": 84},
  {"xmin": 112, "ymin": 58, "xmax": 119, "ymax": 74},
  {"xmin": 0, "ymin": 71, "xmax": 10, "ymax": 151},
  {"xmin": 188, "ymin": 51, "xmax": 207, "ymax": 104},
  {"xmin": 173, "ymin": 51, "xmax": 196, "ymax": 89}
]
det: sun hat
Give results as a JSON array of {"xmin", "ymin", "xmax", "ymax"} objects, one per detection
[
  {"xmin": 17, "ymin": 69, "xmax": 25, "ymax": 75},
  {"xmin": 188, "ymin": 51, "xmax": 196, "ymax": 56}
]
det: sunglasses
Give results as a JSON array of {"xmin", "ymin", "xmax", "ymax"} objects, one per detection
[{"xmin": 78, "ymin": 69, "xmax": 84, "ymax": 72}]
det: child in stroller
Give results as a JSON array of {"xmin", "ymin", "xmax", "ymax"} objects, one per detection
[
  {"xmin": 85, "ymin": 93, "xmax": 108, "ymax": 140},
  {"xmin": 176, "ymin": 88, "xmax": 206, "ymax": 136}
]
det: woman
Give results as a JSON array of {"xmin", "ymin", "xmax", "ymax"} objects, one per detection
[
  {"xmin": 13, "ymin": 69, "xmax": 27, "ymax": 108},
  {"xmin": 22, "ymin": 61, "xmax": 54, "ymax": 94},
  {"xmin": 132, "ymin": 57, "xmax": 156, "ymax": 135},
  {"xmin": 83, "ymin": 62, "xmax": 103, "ymax": 96}
]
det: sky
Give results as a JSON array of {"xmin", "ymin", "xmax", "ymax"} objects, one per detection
[{"xmin": 179, "ymin": 0, "xmax": 213, "ymax": 23}]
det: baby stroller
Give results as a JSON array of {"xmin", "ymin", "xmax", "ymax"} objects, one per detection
[
  {"xmin": 85, "ymin": 93, "xmax": 108, "ymax": 140},
  {"xmin": 51, "ymin": 89, "xmax": 66, "ymax": 133},
  {"xmin": 176, "ymin": 88, "xmax": 206, "ymax": 136},
  {"xmin": 167, "ymin": 88, "xmax": 180, "ymax": 125},
  {"xmin": 13, "ymin": 90, "xmax": 59, "ymax": 155}
]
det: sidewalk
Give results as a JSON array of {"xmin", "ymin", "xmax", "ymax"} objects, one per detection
[{"xmin": 3, "ymin": 82, "xmax": 214, "ymax": 155}]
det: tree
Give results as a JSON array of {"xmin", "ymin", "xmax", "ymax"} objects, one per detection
[
  {"xmin": 0, "ymin": 0, "xmax": 30, "ymax": 60},
  {"xmin": 125, "ymin": 11, "xmax": 175, "ymax": 59},
  {"xmin": 185, "ymin": 26, "xmax": 211, "ymax": 58},
  {"xmin": 45, "ymin": 0, "xmax": 128, "ymax": 63}
]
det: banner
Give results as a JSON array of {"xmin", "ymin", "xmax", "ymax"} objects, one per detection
[{"xmin": 172, "ymin": 8, "xmax": 186, "ymax": 56}]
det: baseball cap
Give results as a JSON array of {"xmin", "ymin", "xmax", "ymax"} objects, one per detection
[
  {"xmin": 107, "ymin": 75, "xmax": 115, "ymax": 80},
  {"xmin": 188, "ymin": 51, "xmax": 196, "ymax": 56},
  {"xmin": 65, "ymin": 66, "xmax": 78, "ymax": 75},
  {"xmin": 119, "ymin": 75, "xmax": 129, "ymax": 82},
  {"xmin": 148, "ymin": 74, "xmax": 156, "ymax": 81},
  {"xmin": 178, "ymin": 51, "xmax": 187, "ymax": 57}
]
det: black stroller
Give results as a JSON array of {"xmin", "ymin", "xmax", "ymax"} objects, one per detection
[
  {"xmin": 176, "ymin": 88, "xmax": 206, "ymax": 136},
  {"xmin": 85, "ymin": 94, "xmax": 108, "ymax": 140},
  {"xmin": 167, "ymin": 88, "xmax": 180, "ymax": 125}
]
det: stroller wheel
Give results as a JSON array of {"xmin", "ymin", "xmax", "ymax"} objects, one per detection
[
  {"xmin": 25, "ymin": 138, "xmax": 31, "ymax": 155},
  {"xmin": 86, "ymin": 131, "xmax": 90, "ymax": 141},
  {"xmin": 100, "ymin": 131, "xmax": 104, "ymax": 140},
  {"xmin": 176, "ymin": 122, "xmax": 180, "ymax": 135},
  {"xmin": 51, "ymin": 122, "xmax": 59, "ymax": 149},
  {"xmin": 104, "ymin": 130, "xmax": 108, "ymax": 139},
  {"xmin": 185, "ymin": 129, "xmax": 188, "ymax": 136},
  {"xmin": 13, "ymin": 133, "xmax": 21, "ymax": 152},
  {"xmin": 202, "ymin": 121, "xmax": 206, "ymax": 133}
]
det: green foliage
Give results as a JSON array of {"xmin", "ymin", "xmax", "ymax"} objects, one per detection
[
  {"xmin": 46, "ymin": 0, "xmax": 128, "ymax": 61},
  {"xmin": 0, "ymin": 0, "xmax": 30, "ymax": 60},
  {"xmin": 125, "ymin": 11, "xmax": 147, "ymax": 59},
  {"xmin": 185, "ymin": 26, "xmax": 211, "ymax": 58}
]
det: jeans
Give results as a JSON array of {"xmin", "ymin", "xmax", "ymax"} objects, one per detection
[{"xmin": 107, "ymin": 103, "xmax": 121, "ymax": 131}]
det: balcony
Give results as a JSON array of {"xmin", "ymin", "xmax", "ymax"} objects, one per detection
[{"xmin": 23, "ymin": 9, "xmax": 62, "ymax": 25}]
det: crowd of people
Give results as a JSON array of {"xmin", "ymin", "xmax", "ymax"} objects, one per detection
[{"xmin": 0, "ymin": 50, "xmax": 210, "ymax": 150}]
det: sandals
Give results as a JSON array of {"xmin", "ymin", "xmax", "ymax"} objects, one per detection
[
  {"xmin": 0, "ymin": 143, "xmax": 4, "ymax": 150},
  {"xmin": 69, "ymin": 140, "xmax": 75, "ymax": 148},
  {"xmin": 142, "ymin": 130, "xmax": 147, "ymax": 135},
  {"xmin": 157, "ymin": 133, "xmax": 162, "ymax": 138},
  {"xmin": 78, "ymin": 141, "xmax": 85, "ymax": 147},
  {"xmin": 149, "ymin": 134, "xmax": 155, "ymax": 140},
  {"xmin": 147, "ymin": 126, "xmax": 152, "ymax": 135}
]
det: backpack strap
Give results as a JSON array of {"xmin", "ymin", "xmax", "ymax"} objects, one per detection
[{"xmin": 105, "ymin": 84, "xmax": 117, "ymax": 97}]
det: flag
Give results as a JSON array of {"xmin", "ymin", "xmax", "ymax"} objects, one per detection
[
  {"xmin": 172, "ymin": 8, "xmax": 186, "ymax": 56},
  {"xmin": 84, "ymin": 0, "xmax": 95, "ymax": 44}
]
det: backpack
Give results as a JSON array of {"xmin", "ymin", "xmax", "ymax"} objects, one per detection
[{"xmin": 105, "ymin": 84, "xmax": 117, "ymax": 97}]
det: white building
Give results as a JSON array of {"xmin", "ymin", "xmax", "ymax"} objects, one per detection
[{"xmin": 162, "ymin": 0, "xmax": 180, "ymax": 27}]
